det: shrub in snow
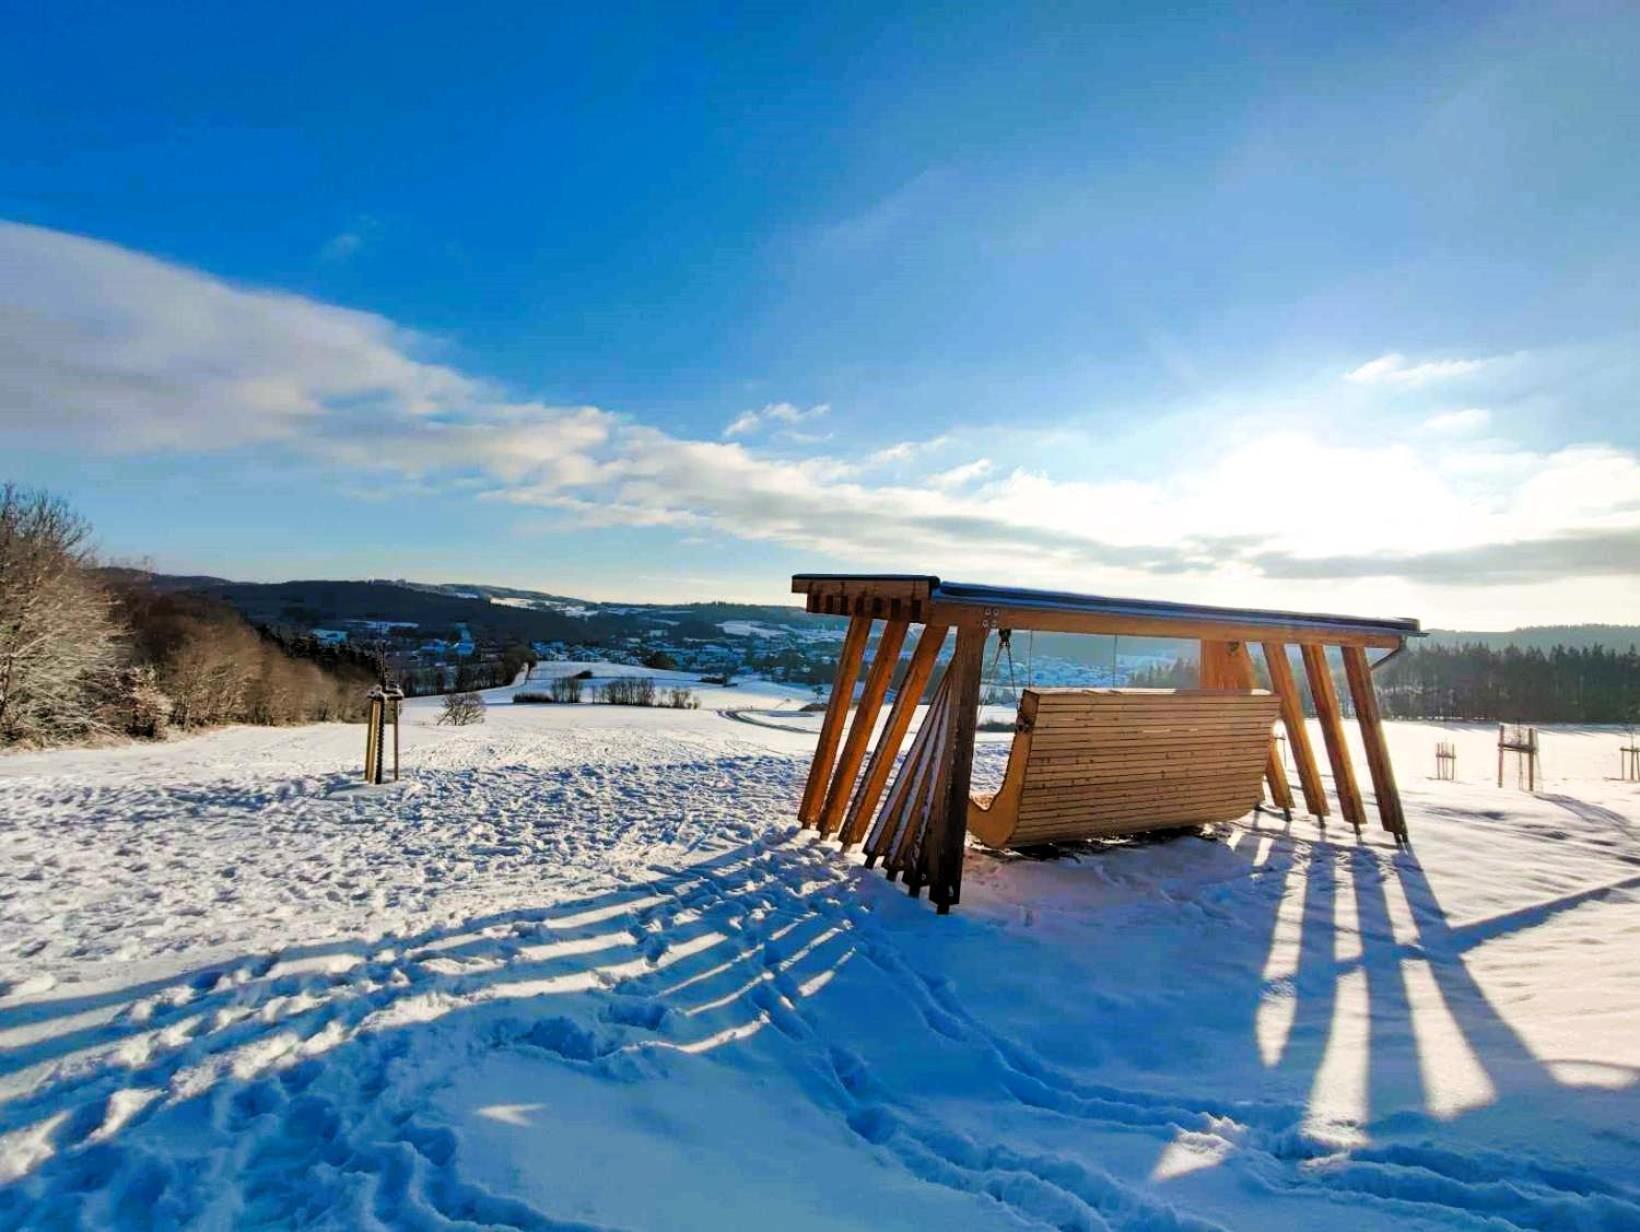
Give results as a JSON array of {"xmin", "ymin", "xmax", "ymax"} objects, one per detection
[
  {"xmin": 439, "ymin": 690, "xmax": 486, "ymax": 725},
  {"xmin": 599, "ymin": 676, "xmax": 658, "ymax": 707},
  {"xmin": 666, "ymin": 687, "xmax": 699, "ymax": 709},
  {"xmin": 101, "ymin": 665, "xmax": 173, "ymax": 738},
  {"xmin": 0, "ymin": 484, "xmax": 122, "ymax": 745},
  {"xmin": 550, "ymin": 675, "xmax": 583, "ymax": 703}
]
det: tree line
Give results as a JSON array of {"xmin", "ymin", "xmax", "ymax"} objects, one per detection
[
  {"xmin": 1128, "ymin": 642, "xmax": 1640, "ymax": 724},
  {"xmin": 1, "ymin": 484, "xmax": 377, "ymax": 747}
]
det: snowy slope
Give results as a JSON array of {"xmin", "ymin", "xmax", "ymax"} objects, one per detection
[{"xmin": 1, "ymin": 667, "xmax": 1637, "ymax": 1229}]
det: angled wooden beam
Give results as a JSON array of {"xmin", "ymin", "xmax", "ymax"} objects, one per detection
[
  {"xmin": 798, "ymin": 614, "xmax": 872, "ymax": 826},
  {"xmin": 868, "ymin": 666, "xmax": 950, "ymax": 870},
  {"xmin": 888, "ymin": 675, "xmax": 953, "ymax": 881},
  {"xmin": 1341, "ymin": 645, "xmax": 1408, "ymax": 842},
  {"xmin": 838, "ymin": 624, "xmax": 948, "ymax": 849},
  {"xmin": 1224, "ymin": 640, "xmax": 1292, "ymax": 814},
  {"xmin": 1262, "ymin": 642, "xmax": 1329, "ymax": 819},
  {"xmin": 817, "ymin": 619, "xmax": 910, "ymax": 837},
  {"xmin": 925, "ymin": 625, "xmax": 986, "ymax": 914},
  {"xmin": 1302, "ymin": 643, "xmax": 1366, "ymax": 830}
]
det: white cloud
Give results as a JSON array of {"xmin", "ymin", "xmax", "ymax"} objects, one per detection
[
  {"xmin": 721, "ymin": 410, "xmax": 762, "ymax": 437},
  {"xmin": 927, "ymin": 458, "xmax": 993, "ymax": 490},
  {"xmin": 722, "ymin": 401, "xmax": 828, "ymax": 437},
  {"xmin": 866, "ymin": 435, "xmax": 951, "ymax": 467},
  {"xmin": 1421, "ymin": 407, "xmax": 1492, "ymax": 434},
  {"xmin": 4, "ymin": 221, "xmax": 1637, "ymax": 622},
  {"xmin": 1345, "ymin": 352, "xmax": 1493, "ymax": 387}
]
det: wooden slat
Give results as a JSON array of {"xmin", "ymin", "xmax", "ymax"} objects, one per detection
[
  {"xmin": 838, "ymin": 624, "xmax": 948, "ymax": 849},
  {"xmin": 1341, "ymin": 645, "xmax": 1408, "ymax": 841},
  {"xmin": 1031, "ymin": 735, "xmax": 1274, "ymax": 757},
  {"xmin": 893, "ymin": 677, "xmax": 954, "ymax": 881},
  {"xmin": 797, "ymin": 614, "xmax": 871, "ymax": 826},
  {"xmin": 866, "ymin": 668, "xmax": 948, "ymax": 865},
  {"xmin": 817, "ymin": 619, "xmax": 909, "ymax": 837},
  {"xmin": 927, "ymin": 626, "xmax": 985, "ymax": 913},
  {"xmin": 1262, "ymin": 642, "xmax": 1328, "ymax": 818},
  {"xmin": 1302, "ymin": 643, "xmax": 1365, "ymax": 829},
  {"xmin": 1022, "ymin": 764, "xmax": 1276, "ymax": 793}
]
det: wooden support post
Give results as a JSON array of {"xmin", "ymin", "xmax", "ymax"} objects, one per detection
[
  {"xmin": 1199, "ymin": 640, "xmax": 1234, "ymax": 689},
  {"xmin": 1223, "ymin": 640, "xmax": 1292, "ymax": 815},
  {"xmin": 839, "ymin": 624, "xmax": 948, "ymax": 849},
  {"xmin": 926, "ymin": 626, "xmax": 985, "ymax": 914},
  {"xmin": 1341, "ymin": 645, "xmax": 1407, "ymax": 841},
  {"xmin": 1302, "ymin": 643, "xmax": 1366, "ymax": 831},
  {"xmin": 391, "ymin": 697, "xmax": 400, "ymax": 782},
  {"xmin": 1262, "ymin": 642, "xmax": 1328, "ymax": 819},
  {"xmin": 818, "ymin": 619, "xmax": 909, "ymax": 837},
  {"xmin": 364, "ymin": 697, "xmax": 378, "ymax": 783},
  {"xmin": 374, "ymin": 698, "xmax": 387, "ymax": 785},
  {"xmin": 798, "ymin": 614, "xmax": 872, "ymax": 826}
]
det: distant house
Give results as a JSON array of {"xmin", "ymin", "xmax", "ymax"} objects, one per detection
[{"xmin": 311, "ymin": 629, "xmax": 349, "ymax": 645}]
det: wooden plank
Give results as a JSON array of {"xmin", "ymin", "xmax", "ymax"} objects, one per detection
[
  {"xmin": 903, "ymin": 687, "xmax": 955, "ymax": 893},
  {"xmin": 928, "ymin": 625, "xmax": 986, "ymax": 913},
  {"xmin": 1262, "ymin": 641, "xmax": 1328, "ymax": 819},
  {"xmin": 817, "ymin": 619, "xmax": 909, "ymax": 837},
  {"xmin": 797, "ymin": 614, "xmax": 872, "ymax": 826},
  {"xmin": 877, "ymin": 668, "xmax": 952, "ymax": 871},
  {"xmin": 838, "ymin": 624, "xmax": 947, "ymax": 849},
  {"xmin": 1022, "ymin": 765, "xmax": 1276, "ymax": 794},
  {"xmin": 1302, "ymin": 643, "xmax": 1366, "ymax": 829},
  {"xmin": 1031, "ymin": 735, "xmax": 1274, "ymax": 757},
  {"xmin": 1342, "ymin": 645, "xmax": 1408, "ymax": 841},
  {"xmin": 922, "ymin": 600, "xmax": 1405, "ymax": 648},
  {"xmin": 893, "ymin": 677, "xmax": 954, "ymax": 882}
]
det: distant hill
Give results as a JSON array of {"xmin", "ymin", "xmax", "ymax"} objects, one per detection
[
  {"xmin": 110, "ymin": 573, "xmax": 841, "ymax": 647},
  {"xmin": 107, "ymin": 573, "xmax": 1640, "ymax": 658},
  {"xmin": 1422, "ymin": 625, "xmax": 1640, "ymax": 653}
]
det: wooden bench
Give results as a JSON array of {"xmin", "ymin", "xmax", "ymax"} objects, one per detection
[{"xmin": 967, "ymin": 687, "xmax": 1282, "ymax": 848}]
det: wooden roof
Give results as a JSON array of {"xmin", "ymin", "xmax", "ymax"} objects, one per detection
[{"xmin": 791, "ymin": 573, "xmax": 1422, "ymax": 648}]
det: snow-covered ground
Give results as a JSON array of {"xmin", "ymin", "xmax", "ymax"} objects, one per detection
[{"xmin": 1, "ymin": 665, "xmax": 1637, "ymax": 1229}]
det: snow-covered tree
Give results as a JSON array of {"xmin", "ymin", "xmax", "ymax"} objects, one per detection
[{"xmin": 0, "ymin": 484, "xmax": 121, "ymax": 744}]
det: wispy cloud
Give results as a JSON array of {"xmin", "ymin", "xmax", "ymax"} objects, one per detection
[
  {"xmin": 722, "ymin": 401, "xmax": 829, "ymax": 438},
  {"xmin": 320, "ymin": 231, "xmax": 364, "ymax": 262},
  {"xmin": 866, "ymin": 436, "xmax": 951, "ymax": 467},
  {"xmin": 5, "ymin": 221, "xmax": 1637, "ymax": 614},
  {"xmin": 1345, "ymin": 352, "xmax": 1493, "ymax": 387},
  {"xmin": 927, "ymin": 458, "xmax": 992, "ymax": 490},
  {"xmin": 319, "ymin": 215, "xmax": 378, "ymax": 263}
]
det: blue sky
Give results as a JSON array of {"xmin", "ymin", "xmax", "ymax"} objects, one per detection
[{"xmin": 2, "ymin": 2, "xmax": 1637, "ymax": 625}]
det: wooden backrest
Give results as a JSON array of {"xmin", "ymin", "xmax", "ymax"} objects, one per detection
[{"xmin": 970, "ymin": 687, "xmax": 1281, "ymax": 847}]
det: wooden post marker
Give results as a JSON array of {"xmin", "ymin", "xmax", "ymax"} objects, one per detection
[
  {"xmin": 1497, "ymin": 724, "xmax": 1539, "ymax": 791},
  {"xmin": 363, "ymin": 685, "xmax": 404, "ymax": 785},
  {"xmin": 1436, "ymin": 741, "xmax": 1456, "ymax": 781}
]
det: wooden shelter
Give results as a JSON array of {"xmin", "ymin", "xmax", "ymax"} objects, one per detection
[{"xmin": 793, "ymin": 574, "xmax": 1421, "ymax": 914}]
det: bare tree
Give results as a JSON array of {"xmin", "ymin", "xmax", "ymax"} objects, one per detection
[
  {"xmin": 438, "ymin": 690, "xmax": 486, "ymax": 726},
  {"xmin": 0, "ymin": 484, "xmax": 121, "ymax": 744}
]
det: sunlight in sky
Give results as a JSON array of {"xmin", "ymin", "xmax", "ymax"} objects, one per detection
[{"xmin": 0, "ymin": 5, "xmax": 1635, "ymax": 622}]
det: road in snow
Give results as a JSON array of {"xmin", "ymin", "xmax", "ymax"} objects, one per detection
[{"xmin": 1, "ymin": 665, "xmax": 1637, "ymax": 1229}]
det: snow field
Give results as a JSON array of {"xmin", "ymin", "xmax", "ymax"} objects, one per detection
[{"xmin": 0, "ymin": 664, "xmax": 1637, "ymax": 1229}]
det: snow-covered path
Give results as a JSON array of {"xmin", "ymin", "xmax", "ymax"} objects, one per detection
[{"xmin": 2, "ymin": 677, "xmax": 1638, "ymax": 1229}]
